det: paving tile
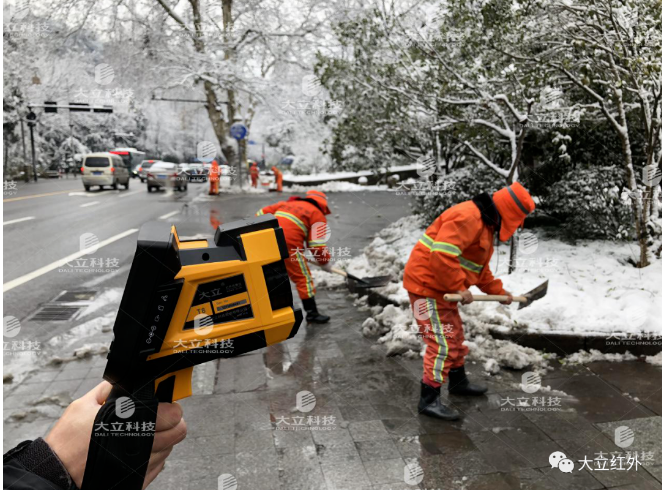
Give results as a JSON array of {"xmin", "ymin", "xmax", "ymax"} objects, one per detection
[
  {"xmin": 43, "ymin": 379, "xmax": 83, "ymax": 397},
  {"xmin": 415, "ymin": 451, "xmax": 497, "ymax": 480},
  {"xmin": 2, "ymin": 394, "xmax": 37, "ymax": 410},
  {"xmin": 278, "ymin": 445, "xmax": 328, "ymax": 489},
  {"xmin": 339, "ymin": 404, "xmax": 380, "ymax": 422},
  {"xmin": 312, "ymin": 427, "xmax": 355, "ymax": 446},
  {"xmin": 22, "ymin": 370, "xmax": 61, "ymax": 384},
  {"xmin": 54, "ymin": 367, "xmax": 91, "ymax": 382},
  {"xmin": 596, "ymin": 416, "xmax": 662, "ymax": 455},
  {"xmin": 500, "ymin": 468, "xmax": 604, "ymax": 490},
  {"xmin": 273, "ymin": 426, "xmax": 314, "ymax": 448},
  {"xmin": 468, "ymin": 430, "xmax": 560, "ymax": 471},
  {"xmin": 349, "ymin": 420, "xmax": 390, "ymax": 442},
  {"xmin": 382, "ymin": 418, "xmax": 424, "ymax": 437},
  {"xmin": 363, "ymin": 458, "xmax": 406, "ymax": 485},
  {"xmin": 11, "ymin": 381, "xmax": 50, "ymax": 397},
  {"xmin": 236, "ymin": 448, "xmax": 280, "ymax": 489},
  {"xmin": 321, "ymin": 460, "xmax": 372, "ymax": 489},
  {"xmin": 235, "ymin": 426, "xmax": 273, "ymax": 452},
  {"xmin": 316, "ymin": 441, "xmax": 362, "ymax": 465},
  {"xmin": 371, "ymin": 403, "xmax": 415, "ymax": 419},
  {"xmin": 353, "ymin": 439, "xmax": 400, "ymax": 464}
]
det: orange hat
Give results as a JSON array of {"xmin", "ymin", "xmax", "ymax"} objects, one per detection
[
  {"xmin": 306, "ymin": 189, "xmax": 331, "ymax": 215},
  {"xmin": 492, "ymin": 182, "xmax": 535, "ymax": 241}
]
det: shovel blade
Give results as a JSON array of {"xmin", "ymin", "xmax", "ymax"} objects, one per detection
[
  {"xmin": 518, "ymin": 280, "xmax": 549, "ymax": 310},
  {"xmin": 347, "ymin": 275, "xmax": 391, "ymax": 292}
]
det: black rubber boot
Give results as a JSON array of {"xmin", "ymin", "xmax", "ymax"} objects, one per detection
[
  {"xmin": 418, "ymin": 382, "xmax": 461, "ymax": 421},
  {"xmin": 448, "ymin": 366, "xmax": 488, "ymax": 396},
  {"xmin": 302, "ymin": 297, "xmax": 330, "ymax": 324}
]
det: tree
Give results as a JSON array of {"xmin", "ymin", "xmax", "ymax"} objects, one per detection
[{"xmin": 508, "ymin": 0, "xmax": 662, "ymax": 267}]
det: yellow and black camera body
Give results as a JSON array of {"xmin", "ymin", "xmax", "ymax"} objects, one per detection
[
  {"xmin": 105, "ymin": 214, "xmax": 302, "ymax": 401},
  {"xmin": 82, "ymin": 215, "xmax": 301, "ymax": 490}
]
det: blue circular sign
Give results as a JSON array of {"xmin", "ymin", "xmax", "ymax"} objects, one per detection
[{"xmin": 230, "ymin": 123, "xmax": 248, "ymax": 140}]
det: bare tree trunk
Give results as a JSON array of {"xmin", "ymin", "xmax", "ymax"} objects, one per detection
[{"xmin": 203, "ymin": 80, "xmax": 234, "ymax": 163}]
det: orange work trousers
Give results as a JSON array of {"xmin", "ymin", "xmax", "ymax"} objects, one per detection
[
  {"xmin": 251, "ymin": 176, "xmax": 258, "ymax": 188},
  {"xmin": 285, "ymin": 249, "xmax": 316, "ymax": 300},
  {"xmin": 409, "ymin": 292, "xmax": 468, "ymax": 388}
]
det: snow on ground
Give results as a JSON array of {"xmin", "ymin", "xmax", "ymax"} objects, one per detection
[
  {"xmin": 283, "ymin": 164, "xmax": 418, "ymax": 183},
  {"xmin": 288, "ymin": 181, "xmax": 389, "ymax": 193},
  {"xmin": 321, "ymin": 215, "xmax": 662, "ymax": 371}
]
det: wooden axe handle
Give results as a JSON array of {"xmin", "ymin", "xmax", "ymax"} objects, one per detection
[{"xmin": 443, "ymin": 294, "xmax": 528, "ymax": 303}]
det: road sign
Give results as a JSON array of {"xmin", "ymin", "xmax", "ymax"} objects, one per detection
[{"xmin": 230, "ymin": 123, "xmax": 248, "ymax": 141}]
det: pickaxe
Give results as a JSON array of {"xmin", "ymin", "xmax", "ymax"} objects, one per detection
[{"xmin": 443, "ymin": 280, "xmax": 548, "ymax": 310}]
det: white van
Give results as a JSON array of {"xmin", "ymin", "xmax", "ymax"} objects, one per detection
[{"xmin": 81, "ymin": 152, "xmax": 130, "ymax": 191}]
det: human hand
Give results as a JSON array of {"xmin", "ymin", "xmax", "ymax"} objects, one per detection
[
  {"xmin": 457, "ymin": 289, "xmax": 474, "ymax": 305},
  {"xmin": 45, "ymin": 381, "xmax": 187, "ymax": 489},
  {"xmin": 500, "ymin": 291, "xmax": 514, "ymax": 305}
]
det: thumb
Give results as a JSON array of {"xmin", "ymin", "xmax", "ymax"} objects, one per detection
[{"xmin": 89, "ymin": 381, "xmax": 113, "ymax": 406}]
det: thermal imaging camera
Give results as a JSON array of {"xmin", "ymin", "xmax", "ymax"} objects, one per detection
[{"xmin": 81, "ymin": 215, "xmax": 302, "ymax": 490}]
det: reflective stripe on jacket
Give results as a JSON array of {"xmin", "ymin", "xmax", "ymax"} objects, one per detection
[
  {"xmin": 256, "ymin": 200, "xmax": 331, "ymax": 264},
  {"xmin": 403, "ymin": 200, "xmax": 505, "ymax": 301}
]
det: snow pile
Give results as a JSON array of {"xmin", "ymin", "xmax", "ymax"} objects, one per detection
[
  {"xmin": 351, "ymin": 216, "xmax": 662, "ymax": 336},
  {"xmin": 562, "ymin": 350, "xmax": 637, "ymax": 364},
  {"xmin": 645, "ymin": 352, "xmax": 662, "ymax": 366},
  {"xmin": 284, "ymin": 164, "xmax": 418, "ymax": 184},
  {"xmin": 288, "ymin": 181, "xmax": 389, "ymax": 193},
  {"xmin": 342, "ymin": 215, "xmax": 661, "ymax": 370},
  {"xmin": 366, "ymin": 304, "xmax": 421, "ymax": 358}
]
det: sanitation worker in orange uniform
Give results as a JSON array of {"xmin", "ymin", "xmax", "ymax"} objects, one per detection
[
  {"xmin": 250, "ymin": 162, "xmax": 259, "ymax": 188},
  {"xmin": 208, "ymin": 160, "xmax": 220, "ymax": 195},
  {"xmin": 403, "ymin": 182, "xmax": 535, "ymax": 420},
  {"xmin": 271, "ymin": 166, "xmax": 283, "ymax": 192},
  {"xmin": 257, "ymin": 189, "xmax": 332, "ymax": 323}
]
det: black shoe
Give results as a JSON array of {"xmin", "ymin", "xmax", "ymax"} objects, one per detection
[
  {"xmin": 448, "ymin": 366, "xmax": 488, "ymax": 396},
  {"xmin": 302, "ymin": 297, "xmax": 330, "ymax": 324},
  {"xmin": 418, "ymin": 382, "xmax": 461, "ymax": 421}
]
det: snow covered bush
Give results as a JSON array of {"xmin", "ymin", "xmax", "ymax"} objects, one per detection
[
  {"xmin": 413, "ymin": 165, "xmax": 505, "ymax": 223},
  {"xmin": 542, "ymin": 166, "xmax": 634, "ymax": 240}
]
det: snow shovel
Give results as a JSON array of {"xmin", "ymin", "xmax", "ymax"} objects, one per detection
[
  {"xmin": 322, "ymin": 265, "xmax": 391, "ymax": 289},
  {"xmin": 443, "ymin": 280, "xmax": 548, "ymax": 310}
]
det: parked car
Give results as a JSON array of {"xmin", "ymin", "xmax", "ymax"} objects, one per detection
[
  {"xmin": 43, "ymin": 165, "xmax": 61, "ymax": 179},
  {"xmin": 183, "ymin": 163, "xmax": 208, "ymax": 183},
  {"xmin": 146, "ymin": 162, "xmax": 188, "ymax": 192},
  {"xmin": 137, "ymin": 160, "xmax": 159, "ymax": 182},
  {"xmin": 81, "ymin": 152, "xmax": 130, "ymax": 191},
  {"xmin": 219, "ymin": 164, "xmax": 233, "ymax": 189}
]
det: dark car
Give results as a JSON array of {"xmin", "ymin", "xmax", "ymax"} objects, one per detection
[{"xmin": 182, "ymin": 163, "xmax": 208, "ymax": 183}]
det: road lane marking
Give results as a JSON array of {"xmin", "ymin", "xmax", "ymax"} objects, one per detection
[
  {"xmin": 3, "ymin": 228, "xmax": 139, "ymax": 293},
  {"xmin": 118, "ymin": 190, "xmax": 140, "ymax": 198},
  {"xmin": 3, "ymin": 188, "xmax": 80, "ymax": 202},
  {"xmin": 3, "ymin": 216, "xmax": 36, "ymax": 226},
  {"xmin": 80, "ymin": 201, "xmax": 100, "ymax": 208},
  {"xmin": 159, "ymin": 210, "xmax": 180, "ymax": 220}
]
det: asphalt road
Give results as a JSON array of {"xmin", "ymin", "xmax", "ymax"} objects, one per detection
[{"xmin": 3, "ymin": 177, "xmax": 412, "ymax": 346}]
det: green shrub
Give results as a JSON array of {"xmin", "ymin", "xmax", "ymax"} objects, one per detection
[{"xmin": 541, "ymin": 166, "xmax": 633, "ymax": 240}]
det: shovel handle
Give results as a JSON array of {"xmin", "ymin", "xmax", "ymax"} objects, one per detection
[
  {"xmin": 443, "ymin": 294, "xmax": 528, "ymax": 303},
  {"xmin": 330, "ymin": 266, "xmax": 348, "ymax": 277}
]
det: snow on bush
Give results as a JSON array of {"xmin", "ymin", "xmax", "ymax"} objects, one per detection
[
  {"xmin": 542, "ymin": 166, "xmax": 634, "ymax": 240},
  {"xmin": 413, "ymin": 165, "xmax": 504, "ymax": 224}
]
